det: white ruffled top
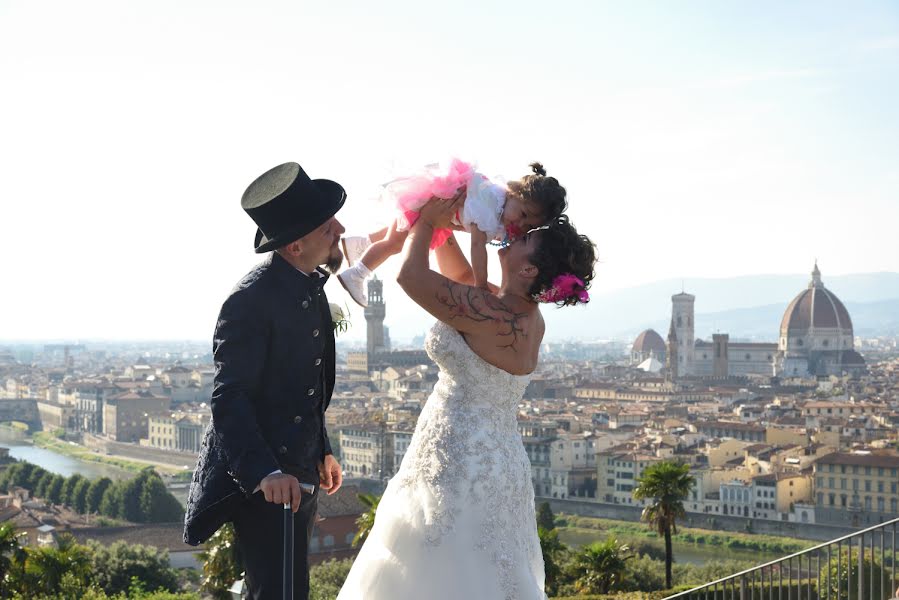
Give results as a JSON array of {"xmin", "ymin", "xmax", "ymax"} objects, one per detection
[{"xmin": 459, "ymin": 172, "xmax": 507, "ymax": 241}]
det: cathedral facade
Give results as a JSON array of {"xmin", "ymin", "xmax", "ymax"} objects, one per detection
[{"xmin": 648, "ymin": 263, "xmax": 865, "ymax": 379}]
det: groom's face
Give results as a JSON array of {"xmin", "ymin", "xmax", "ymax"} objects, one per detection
[{"xmin": 299, "ymin": 215, "xmax": 346, "ymax": 272}]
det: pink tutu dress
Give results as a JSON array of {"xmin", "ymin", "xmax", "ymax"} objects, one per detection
[{"xmin": 384, "ymin": 158, "xmax": 508, "ymax": 249}]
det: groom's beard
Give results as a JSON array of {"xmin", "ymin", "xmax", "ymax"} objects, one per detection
[{"xmin": 324, "ymin": 248, "xmax": 344, "ymax": 274}]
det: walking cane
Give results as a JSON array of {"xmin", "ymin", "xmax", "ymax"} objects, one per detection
[
  {"xmin": 283, "ymin": 483, "xmax": 314, "ymax": 600},
  {"xmin": 283, "ymin": 502, "xmax": 293, "ymax": 600}
]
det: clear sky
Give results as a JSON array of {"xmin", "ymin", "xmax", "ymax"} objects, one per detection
[{"xmin": 1, "ymin": 1, "xmax": 897, "ymax": 341}]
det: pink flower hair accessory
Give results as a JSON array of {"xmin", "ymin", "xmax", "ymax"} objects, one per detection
[{"xmin": 533, "ymin": 273, "xmax": 590, "ymax": 304}]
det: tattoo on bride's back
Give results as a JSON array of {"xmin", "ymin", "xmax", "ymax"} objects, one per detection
[{"xmin": 436, "ymin": 281, "xmax": 528, "ymax": 350}]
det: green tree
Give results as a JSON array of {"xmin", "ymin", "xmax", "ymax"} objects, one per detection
[
  {"xmin": 87, "ymin": 477, "xmax": 113, "ymax": 513},
  {"xmin": 73, "ymin": 478, "xmax": 92, "ymax": 514},
  {"xmin": 819, "ymin": 549, "xmax": 889, "ymax": 600},
  {"xmin": 0, "ymin": 523, "xmax": 26, "ymax": 595},
  {"xmin": 12, "ymin": 533, "xmax": 92, "ymax": 596},
  {"xmin": 35, "ymin": 471, "xmax": 55, "ymax": 499},
  {"xmin": 139, "ymin": 475, "xmax": 184, "ymax": 523},
  {"xmin": 62, "ymin": 473, "xmax": 85, "ymax": 507},
  {"xmin": 99, "ymin": 482, "xmax": 123, "ymax": 518},
  {"xmin": 11, "ymin": 462, "xmax": 36, "ymax": 489},
  {"xmin": 352, "ymin": 493, "xmax": 380, "ymax": 548},
  {"xmin": 568, "ymin": 537, "xmax": 633, "ymax": 595},
  {"xmin": 197, "ymin": 523, "xmax": 242, "ymax": 600},
  {"xmin": 121, "ymin": 470, "xmax": 154, "ymax": 522},
  {"xmin": 47, "ymin": 475, "xmax": 66, "ymax": 505},
  {"xmin": 87, "ymin": 540, "xmax": 180, "ymax": 596},
  {"xmin": 623, "ymin": 553, "xmax": 666, "ymax": 591},
  {"xmin": 538, "ymin": 526, "xmax": 570, "ymax": 597},
  {"xmin": 536, "ymin": 502, "xmax": 555, "ymax": 531},
  {"xmin": 309, "ymin": 558, "xmax": 353, "ymax": 600},
  {"xmin": 632, "ymin": 460, "xmax": 696, "ymax": 590},
  {"xmin": 27, "ymin": 466, "xmax": 48, "ymax": 490},
  {"xmin": 1, "ymin": 463, "xmax": 24, "ymax": 491}
]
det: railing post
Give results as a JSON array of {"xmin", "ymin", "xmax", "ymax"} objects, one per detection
[
  {"xmin": 741, "ymin": 574, "xmax": 748, "ymax": 600},
  {"xmin": 858, "ymin": 534, "xmax": 864, "ymax": 600}
]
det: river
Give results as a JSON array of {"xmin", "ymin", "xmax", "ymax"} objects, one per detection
[
  {"xmin": 558, "ymin": 527, "xmax": 784, "ymax": 567},
  {"xmin": 0, "ymin": 428, "xmax": 189, "ymax": 507}
]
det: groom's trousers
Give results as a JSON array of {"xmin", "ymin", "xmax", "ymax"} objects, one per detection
[{"xmin": 233, "ymin": 484, "xmax": 320, "ymax": 600}]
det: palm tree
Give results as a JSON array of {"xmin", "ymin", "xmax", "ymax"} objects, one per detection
[
  {"xmin": 352, "ymin": 493, "xmax": 381, "ymax": 548},
  {"xmin": 18, "ymin": 533, "xmax": 92, "ymax": 596},
  {"xmin": 632, "ymin": 460, "xmax": 695, "ymax": 590},
  {"xmin": 569, "ymin": 537, "xmax": 632, "ymax": 595}
]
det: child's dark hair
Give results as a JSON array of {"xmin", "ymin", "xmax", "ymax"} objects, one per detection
[
  {"xmin": 528, "ymin": 215, "xmax": 596, "ymax": 307},
  {"xmin": 507, "ymin": 162, "xmax": 568, "ymax": 222}
]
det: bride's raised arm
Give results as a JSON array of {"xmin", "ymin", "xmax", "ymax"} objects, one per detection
[
  {"xmin": 397, "ymin": 196, "xmax": 527, "ymax": 342},
  {"xmin": 433, "ymin": 232, "xmax": 500, "ymax": 293}
]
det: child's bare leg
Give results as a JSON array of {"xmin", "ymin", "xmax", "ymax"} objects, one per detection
[
  {"xmin": 368, "ymin": 226, "xmax": 388, "ymax": 243},
  {"xmin": 359, "ymin": 220, "xmax": 409, "ymax": 271}
]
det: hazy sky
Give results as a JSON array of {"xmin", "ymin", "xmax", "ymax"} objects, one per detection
[{"xmin": 2, "ymin": 1, "xmax": 898, "ymax": 341}]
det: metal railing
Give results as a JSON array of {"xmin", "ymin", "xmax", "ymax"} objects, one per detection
[{"xmin": 664, "ymin": 517, "xmax": 899, "ymax": 600}]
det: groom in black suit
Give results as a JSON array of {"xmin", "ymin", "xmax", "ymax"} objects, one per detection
[{"xmin": 184, "ymin": 162, "xmax": 344, "ymax": 600}]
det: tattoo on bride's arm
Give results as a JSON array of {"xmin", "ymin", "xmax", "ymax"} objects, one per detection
[{"xmin": 435, "ymin": 281, "xmax": 528, "ymax": 349}]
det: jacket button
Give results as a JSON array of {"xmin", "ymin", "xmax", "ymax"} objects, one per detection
[
  {"xmin": 312, "ymin": 329, "xmax": 320, "ymax": 337},
  {"xmin": 307, "ymin": 388, "xmax": 315, "ymax": 396},
  {"xmin": 278, "ymin": 445, "xmax": 288, "ymax": 454},
  {"xmin": 314, "ymin": 358, "xmax": 322, "ymax": 366},
  {"xmin": 301, "ymin": 300, "xmax": 309, "ymax": 309},
  {"xmin": 294, "ymin": 416, "xmax": 303, "ymax": 424}
]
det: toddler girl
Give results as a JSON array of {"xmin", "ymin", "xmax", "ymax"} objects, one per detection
[{"xmin": 338, "ymin": 159, "xmax": 567, "ymax": 307}]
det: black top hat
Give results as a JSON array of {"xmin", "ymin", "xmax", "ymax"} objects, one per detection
[{"xmin": 241, "ymin": 162, "xmax": 346, "ymax": 253}]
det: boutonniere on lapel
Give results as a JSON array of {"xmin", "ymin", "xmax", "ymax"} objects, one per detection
[{"xmin": 330, "ymin": 302, "xmax": 351, "ymax": 335}]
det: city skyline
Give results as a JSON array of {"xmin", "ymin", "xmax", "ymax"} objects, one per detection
[{"xmin": 2, "ymin": 1, "xmax": 898, "ymax": 340}]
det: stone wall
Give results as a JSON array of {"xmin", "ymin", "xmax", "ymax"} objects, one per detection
[{"xmin": 82, "ymin": 433, "xmax": 198, "ymax": 468}]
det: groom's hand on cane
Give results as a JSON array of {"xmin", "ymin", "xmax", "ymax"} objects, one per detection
[{"xmin": 260, "ymin": 473, "xmax": 303, "ymax": 513}]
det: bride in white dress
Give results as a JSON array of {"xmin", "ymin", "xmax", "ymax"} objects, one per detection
[{"xmin": 337, "ymin": 182, "xmax": 595, "ymax": 600}]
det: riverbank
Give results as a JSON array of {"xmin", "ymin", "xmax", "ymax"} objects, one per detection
[
  {"xmin": 31, "ymin": 431, "xmax": 186, "ymax": 477},
  {"xmin": 553, "ymin": 512, "xmax": 815, "ymax": 568}
]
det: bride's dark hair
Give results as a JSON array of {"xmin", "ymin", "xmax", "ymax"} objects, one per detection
[
  {"xmin": 507, "ymin": 162, "xmax": 568, "ymax": 222},
  {"xmin": 528, "ymin": 215, "xmax": 596, "ymax": 307}
]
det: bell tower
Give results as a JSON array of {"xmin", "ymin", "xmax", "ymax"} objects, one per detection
[
  {"xmin": 365, "ymin": 276, "xmax": 387, "ymax": 356},
  {"xmin": 671, "ymin": 291, "xmax": 695, "ymax": 376}
]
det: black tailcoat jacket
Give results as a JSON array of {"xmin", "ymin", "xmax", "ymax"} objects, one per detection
[{"xmin": 183, "ymin": 253, "xmax": 335, "ymax": 545}]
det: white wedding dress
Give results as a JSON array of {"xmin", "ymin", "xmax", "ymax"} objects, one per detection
[{"xmin": 337, "ymin": 321, "xmax": 547, "ymax": 600}]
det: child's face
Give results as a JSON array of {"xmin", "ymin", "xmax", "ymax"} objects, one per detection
[{"xmin": 501, "ymin": 194, "xmax": 544, "ymax": 239}]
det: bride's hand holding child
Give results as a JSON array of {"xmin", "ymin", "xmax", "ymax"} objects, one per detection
[{"xmin": 418, "ymin": 188, "xmax": 466, "ymax": 231}]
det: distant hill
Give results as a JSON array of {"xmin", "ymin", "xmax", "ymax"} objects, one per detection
[
  {"xmin": 539, "ymin": 271, "xmax": 899, "ymax": 341},
  {"xmin": 354, "ymin": 271, "xmax": 899, "ymax": 343}
]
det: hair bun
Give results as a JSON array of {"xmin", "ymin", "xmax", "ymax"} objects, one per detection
[{"xmin": 529, "ymin": 162, "xmax": 547, "ymax": 177}]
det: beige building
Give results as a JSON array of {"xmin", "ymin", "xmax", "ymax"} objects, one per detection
[
  {"xmin": 143, "ymin": 412, "xmax": 209, "ymax": 453},
  {"xmin": 706, "ymin": 439, "xmax": 755, "ymax": 468},
  {"xmin": 339, "ymin": 424, "xmax": 392, "ymax": 481},
  {"xmin": 596, "ymin": 451, "xmax": 662, "ymax": 505},
  {"xmin": 814, "ymin": 451, "xmax": 899, "ymax": 526},
  {"xmin": 103, "ymin": 390, "xmax": 169, "ymax": 442}
]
